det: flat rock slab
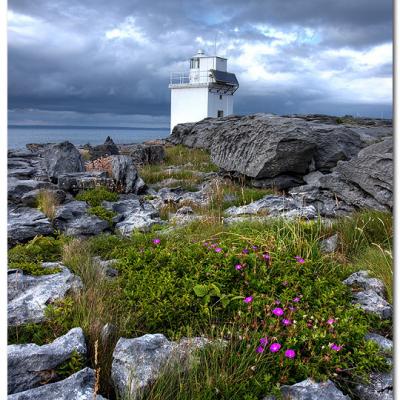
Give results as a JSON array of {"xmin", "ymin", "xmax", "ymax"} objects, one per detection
[
  {"xmin": 8, "ymin": 263, "xmax": 82, "ymax": 326},
  {"xmin": 8, "ymin": 328, "xmax": 87, "ymax": 394},
  {"xmin": 353, "ymin": 371, "xmax": 393, "ymax": 400},
  {"xmin": 8, "ymin": 207, "xmax": 53, "ymax": 246},
  {"xmin": 57, "ymin": 171, "xmax": 115, "ymax": 194},
  {"xmin": 112, "ymin": 334, "xmax": 210, "ymax": 399},
  {"xmin": 7, "ymin": 368, "xmax": 107, "ymax": 400}
]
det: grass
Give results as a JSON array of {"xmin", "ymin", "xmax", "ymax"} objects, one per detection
[
  {"xmin": 37, "ymin": 189, "xmax": 60, "ymax": 220},
  {"xmin": 88, "ymin": 206, "xmax": 117, "ymax": 226},
  {"xmin": 75, "ymin": 186, "xmax": 119, "ymax": 207}
]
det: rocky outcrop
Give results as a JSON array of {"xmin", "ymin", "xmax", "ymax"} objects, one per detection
[
  {"xmin": 41, "ymin": 141, "xmax": 85, "ymax": 180},
  {"xmin": 8, "ymin": 328, "xmax": 87, "ymax": 394},
  {"xmin": 110, "ymin": 155, "xmax": 145, "ymax": 193},
  {"xmin": 111, "ymin": 334, "xmax": 210, "ymax": 399},
  {"xmin": 8, "ymin": 207, "xmax": 53, "ymax": 246},
  {"xmin": 54, "ymin": 201, "xmax": 110, "ymax": 236},
  {"xmin": 353, "ymin": 371, "xmax": 393, "ymax": 400},
  {"xmin": 8, "ymin": 178, "xmax": 54, "ymax": 204},
  {"xmin": 86, "ymin": 136, "xmax": 120, "ymax": 160},
  {"xmin": 57, "ymin": 171, "xmax": 116, "ymax": 194},
  {"xmin": 7, "ymin": 368, "xmax": 107, "ymax": 400},
  {"xmin": 8, "ymin": 263, "xmax": 82, "ymax": 326},
  {"xmin": 119, "ymin": 143, "xmax": 165, "ymax": 165},
  {"xmin": 103, "ymin": 197, "xmax": 162, "ymax": 235}
]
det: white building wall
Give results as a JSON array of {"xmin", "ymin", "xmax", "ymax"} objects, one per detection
[
  {"xmin": 208, "ymin": 92, "xmax": 234, "ymax": 118},
  {"xmin": 170, "ymin": 87, "xmax": 209, "ymax": 132}
]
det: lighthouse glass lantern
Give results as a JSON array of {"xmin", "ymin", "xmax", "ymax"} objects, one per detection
[{"xmin": 169, "ymin": 49, "xmax": 239, "ymax": 132}]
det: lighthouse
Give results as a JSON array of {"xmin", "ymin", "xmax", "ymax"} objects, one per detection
[{"xmin": 169, "ymin": 49, "xmax": 239, "ymax": 133}]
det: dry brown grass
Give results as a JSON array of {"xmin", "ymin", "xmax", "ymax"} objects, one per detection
[{"xmin": 37, "ymin": 190, "xmax": 60, "ymax": 220}]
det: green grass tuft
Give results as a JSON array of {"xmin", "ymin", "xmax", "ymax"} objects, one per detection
[{"xmin": 76, "ymin": 186, "xmax": 119, "ymax": 207}]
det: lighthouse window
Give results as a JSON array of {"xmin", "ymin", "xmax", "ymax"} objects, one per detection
[
  {"xmin": 190, "ymin": 58, "xmax": 200, "ymax": 69},
  {"xmin": 218, "ymin": 110, "xmax": 224, "ymax": 117},
  {"xmin": 219, "ymin": 94, "xmax": 223, "ymax": 100}
]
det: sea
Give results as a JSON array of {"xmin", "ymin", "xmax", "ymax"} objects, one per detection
[{"xmin": 8, "ymin": 125, "xmax": 170, "ymax": 150}]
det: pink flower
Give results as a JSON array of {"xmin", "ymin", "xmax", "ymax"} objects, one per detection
[
  {"xmin": 284, "ymin": 349, "xmax": 296, "ymax": 359},
  {"xmin": 282, "ymin": 319, "xmax": 292, "ymax": 326},
  {"xmin": 282, "ymin": 281, "xmax": 288, "ymax": 286},
  {"xmin": 262, "ymin": 253, "xmax": 270, "ymax": 260},
  {"xmin": 243, "ymin": 296, "xmax": 253, "ymax": 303},
  {"xmin": 235, "ymin": 264, "xmax": 242, "ymax": 270},
  {"xmin": 242, "ymin": 248, "xmax": 249, "ymax": 254},
  {"xmin": 215, "ymin": 248, "xmax": 222, "ymax": 253},
  {"xmin": 152, "ymin": 238, "xmax": 161, "ymax": 245},
  {"xmin": 272, "ymin": 307, "xmax": 284, "ymax": 316},
  {"xmin": 330, "ymin": 343, "xmax": 343, "ymax": 351},
  {"xmin": 295, "ymin": 256, "xmax": 305, "ymax": 263},
  {"xmin": 327, "ymin": 318, "xmax": 335, "ymax": 325},
  {"xmin": 256, "ymin": 345, "xmax": 264, "ymax": 353},
  {"xmin": 293, "ymin": 297, "xmax": 300, "ymax": 303},
  {"xmin": 269, "ymin": 343, "xmax": 281, "ymax": 353},
  {"xmin": 259, "ymin": 337, "xmax": 268, "ymax": 346},
  {"xmin": 252, "ymin": 246, "xmax": 258, "ymax": 251}
]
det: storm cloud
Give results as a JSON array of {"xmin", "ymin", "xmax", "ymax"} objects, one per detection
[{"xmin": 8, "ymin": 0, "xmax": 393, "ymax": 126}]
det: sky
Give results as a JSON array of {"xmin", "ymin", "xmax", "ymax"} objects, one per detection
[{"xmin": 7, "ymin": 0, "xmax": 393, "ymax": 128}]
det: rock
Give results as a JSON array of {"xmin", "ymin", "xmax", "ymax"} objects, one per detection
[
  {"xmin": 8, "ymin": 178, "xmax": 54, "ymax": 204},
  {"xmin": 41, "ymin": 141, "xmax": 85, "ymax": 180},
  {"xmin": 320, "ymin": 234, "xmax": 338, "ymax": 253},
  {"xmin": 225, "ymin": 194, "xmax": 316, "ymax": 220},
  {"xmin": 54, "ymin": 201, "xmax": 110, "ymax": 236},
  {"xmin": 100, "ymin": 323, "xmax": 117, "ymax": 346},
  {"xmin": 288, "ymin": 184, "xmax": 355, "ymax": 217},
  {"xmin": 8, "ymin": 207, "xmax": 53, "ymax": 246},
  {"xmin": 8, "ymin": 263, "xmax": 82, "ymax": 326},
  {"xmin": 279, "ymin": 378, "xmax": 350, "ymax": 399},
  {"xmin": 176, "ymin": 206, "xmax": 194, "ymax": 215},
  {"xmin": 88, "ymin": 136, "xmax": 120, "ymax": 160},
  {"xmin": 57, "ymin": 171, "xmax": 115, "ymax": 194},
  {"xmin": 8, "ymin": 328, "xmax": 87, "ymax": 394},
  {"xmin": 353, "ymin": 371, "xmax": 393, "ymax": 400},
  {"xmin": 303, "ymin": 170, "xmax": 325, "ymax": 186},
  {"xmin": 352, "ymin": 290, "xmax": 392, "ymax": 319},
  {"xmin": 20, "ymin": 188, "xmax": 67, "ymax": 208},
  {"xmin": 169, "ymin": 114, "xmax": 363, "ymax": 180},
  {"xmin": 119, "ymin": 144, "xmax": 165, "ymax": 165},
  {"xmin": 111, "ymin": 334, "xmax": 210, "ymax": 399},
  {"xmin": 92, "ymin": 257, "xmax": 119, "ymax": 278},
  {"xmin": 343, "ymin": 271, "xmax": 386, "ymax": 298},
  {"xmin": 103, "ymin": 198, "xmax": 162, "ymax": 235},
  {"xmin": 365, "ymin": 333, "xmax": 393, "ymax": 354},
  {"xmin": 250, "ymin": 175, "xmax": 304, "ymax": 190},
  {"xmin": 110, "ymin": 155, "xmax": 145, "ymax": 193},
  {"xmin": 7, "ymin": 368, "xmax": 107, "ymax": 400},
  {"xmin": 333, "ymin": 138, "xmax": 393, "ymax": 208}
]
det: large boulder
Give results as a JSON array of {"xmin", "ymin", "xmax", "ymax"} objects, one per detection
[
  {"xmin": 8, "ymin": 178, "xmax": 55, "ymax": 204},
  {"xmin": 7, "ymin": 368, "xmax": 107, "ymax": 400},
  {"xmin": 169, "ymin": 114, "xmax": 363, "ymax": 179},
  {"xmin": 8, "ymin": 328, "xmax": 87, "ymax": 394},
  {"xmin": 111, "ymin": 334, "xmax": 210, "ymax": 399},
  {"xmin": 8, "ymin": 263, "xmax": 82, "ymax": 326},
  {"xmin": 8, "ymin": 207, "xmax": 53, "ymax": 246},
  {"xmin": 57, "ymin": 171, "xmax": 115, "ymax": 194},
  {"xmin": 41, "ymin": 141, "xmax": 85, "ymax": 180},
  {"xmin": 110, "ymin": 155, "xmax": 145, "ymax": 193}
]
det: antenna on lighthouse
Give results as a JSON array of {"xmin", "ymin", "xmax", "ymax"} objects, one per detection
[{"xmin": 214, "ymin": 32, "xmax": 217, "ymax": 56}]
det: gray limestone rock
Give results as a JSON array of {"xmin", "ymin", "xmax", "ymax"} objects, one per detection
[
  {"xmin": 8, "ymin": 328, "xmax": 87, "ymax": 394},
  {"xmin": 41, "ymin": 141, "xmax": 85, "ymax": 180},
  {"xmin": 8, "ymin": 263, "xmax": 82, "ymax": 326},
  {"xmin": 111, "ymin": 334, "xmax": 210, "ymax": 399},
  {"xmin": 365, "ymin": 333, "xmax": 393, "ymax": 354},
  {"xmin": 54, "ymin": 201, "xmax": 110, "ymax": 236},
  {"xmin": 8, "ymin": 207, "xmax": 53, "ymax": 246},
  {"xmin": 57, "ymin": 171, "xmax": 115, "ymax": 194},
  {"xmin": 352, "ymin": 290, "xmax": 392, "ymax": 319},
  {"xmin": 280, "ymin": 378, "xmax": 350, "ymax": 399},
  {"xmin": 7, "ymin": 368, "xmax": 106, "ymax": 400},
  {"xmin": 353, "ymin": 371, "xmax": 393, "ymax": 400},
  {"xmin": 8, "ymin": 178, "xmax": 54, "ymax": 204},
  {"xmin": 343, "ymin": 271, "xmax": 386, "ymax": 298},
  {"xmin": 110, "ymin": 155, "xmax": 144, "ymax": 194},
  {"xmin": 320, "ymin": 234, "xmax": 339, "ymax": 253},
  {"xmin": 119, "ymin": 143, "xmax": 165, "ymax": 165}
]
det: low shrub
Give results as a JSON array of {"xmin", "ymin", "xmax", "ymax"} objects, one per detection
[
  {"xmin": 76, "ymin": 186, "xmax": 119, "ymax": 207},
  {"xmin": 88, "ymin": 206, "xmax": 117, "ymax": 225},
  {"xmin": 8, "ymin": 235, "xmax": 65, "ymax": 275}
]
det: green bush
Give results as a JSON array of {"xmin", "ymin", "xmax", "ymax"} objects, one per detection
[
  {"xmin": 76, "ymin": 186, "xmax": 119, "ymax": 207},
  {"xmin": 88, "ymin": 206, "xmax": 117, "ymax": 225},
  {"xmin": 8, "ymin": 236, "xmax": 65, "ymax": 275}
]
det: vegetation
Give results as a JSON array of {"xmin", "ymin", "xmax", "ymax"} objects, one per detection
[
  {"xmin": 37, "ymin": 189, "xmax": 60, "ymax": 220},
  {"xmin": 75, "ymin": 186, "xmax": 119, "ymax": 207},
  {"xmin": 88, "ymin": 206, "xmax": 117, "ymax": 226}
]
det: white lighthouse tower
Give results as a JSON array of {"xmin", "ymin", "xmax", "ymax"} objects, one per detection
[{"xmin": 169, "ymin": 49, "xmax": 239, "ymax": 132}]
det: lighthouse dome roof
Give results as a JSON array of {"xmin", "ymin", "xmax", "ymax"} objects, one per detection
[{"xmin": 192, "ymin": 49, "xmax": 207, "ymax": 58}]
